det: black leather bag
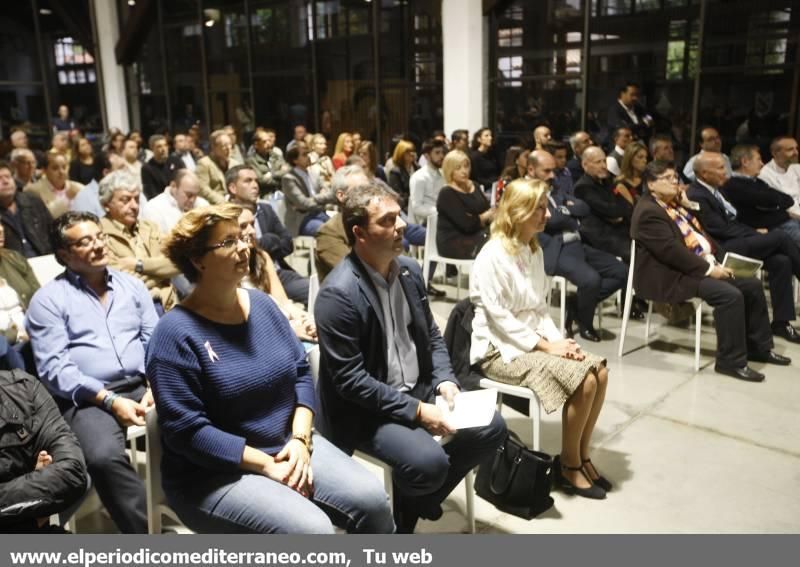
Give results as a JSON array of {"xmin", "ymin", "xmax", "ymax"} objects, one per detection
[{"xmin": 475, "ymin": 431, "xmax": 554, "ymax": 519}]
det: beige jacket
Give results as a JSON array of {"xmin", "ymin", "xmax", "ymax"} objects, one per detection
[
  {"xmin": 100, "ymin": 216, "xmax": 179, "ymax": 310},
  {"xmin": 24, "ymin": 177, "xmax": 84, "ymax": 219},
  {"xmin": 196, "ymin": 156, "xmax": 241, "ymax": 205}
]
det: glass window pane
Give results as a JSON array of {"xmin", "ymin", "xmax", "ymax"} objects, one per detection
[{"xmin": 0, "ymin": 4, "xmax": 43, "ymax": 82}]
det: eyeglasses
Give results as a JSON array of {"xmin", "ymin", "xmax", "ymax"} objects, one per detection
[
  {"xmin": 67, "ymin": 232, "xmax": 108, "ymax": 249},
  {"xmin": 205, "ymin": 235, "xmax": 251, "ymax": 252},
  {"xmin": 654, "ymin": 174, "xmax": 680, "ymax": 185}
]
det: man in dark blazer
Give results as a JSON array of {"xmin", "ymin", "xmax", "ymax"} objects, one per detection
[
  {"xmin": 574, "ymin": 146, "xmax": 632, "ymax": 262},
  {"xmin": 225, "ymin": 164, "xmax": 308, "ymax": 304},
  {"xmin": 314, "ymin": 182, "xmax": 506, "ymax": 533},
  {"xmin": 529, "ymin": 150, "xmax": 627, "ymax": 342},
  {"xmin": 0, "ymin": 162, "xmax": 53, "ymax": 257},
  {"xmin": 606, "ymin": 82, "xmax": 652, "ymax": 142},
  {"xmin": 722, "ymin": 144, "xmax": 800, "ymax": 249},
  {"xmin": 633, "ymin": 161, "xmax": 788, "ymax": 382},
  {"xmin": 686, "ymin": 152, "xmax": 800, "ymax": 343}
]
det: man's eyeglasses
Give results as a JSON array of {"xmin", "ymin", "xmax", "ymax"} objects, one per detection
[
  {"xmin": 67, "ymin": 232, "xmax": 108, "ymax": 249},
  {"xmin": 654, "ymin": 174, "xmax": 680, "ymax": 185},
  {"xmin": 205, "ymin": 235, "xmax": 251, "ymax": 252}
]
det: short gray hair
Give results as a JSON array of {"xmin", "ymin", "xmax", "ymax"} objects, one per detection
[
  {"xmin": 98, "ymin": 169, "xmax": 142, "ymax": 206},
  {"xmin": 10, "ymin": 148, "xmax": 34, "ymax": 163},
  {"xmin": 331, "ymin": 164, "xmax": 366, "ymax": 194}
]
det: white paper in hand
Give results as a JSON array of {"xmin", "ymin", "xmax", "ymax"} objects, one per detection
[{"xmin": 435, "ymin": 388, "xmax": 498, "ymax": 431}]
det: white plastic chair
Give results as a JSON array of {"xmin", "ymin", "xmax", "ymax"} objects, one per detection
[
  {"xmin": 478, "ymin": 378, "xmax": 542, "ymax": 451},
  {"xmin": 422, "ymin": 213, "xmax": 475, "ymax": 300},
  {"xmin": 145, "ymin": 408, "xmax": 192, "ymax": 534},
  {"xmin": 618, "ymin": 240, "xmax": 704, "ymax": 371},
  {"xmin": 546, "ymin": 276, "xmax": 568, "ymax": 335},
  {"xmin": 307, "ymin": 273, "xmax": 320, "ymax": 316},
  {"xmin": 28, "ymin": 254, "xmax": 64, "ymax": 286}
]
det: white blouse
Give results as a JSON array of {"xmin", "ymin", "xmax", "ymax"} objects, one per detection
[{"xmin": 469, "ymin": 238, "xmax": 561, "ymax": 365}]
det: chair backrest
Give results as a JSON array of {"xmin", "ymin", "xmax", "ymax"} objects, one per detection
[
  {"xmin": 145, "ymin": 408, "xmax": 164, "ymax": 534},
  {"xmin": 307, "ymin": 273, "xmax": 319, "ymax": 315},
  {"xmin": 28, "ymin": 254, "xmax": 63, "ymax": 286},
  {"xmin": 424, "ymin": 213, "xmax": 439, "ymax": 257},
  {"xmin": 308, "ymin": 345, "xmax": 320, "ymax": 385},
  {"xmin": 269, "ymin": 191, "xmax": 287, "ymax": 225}
]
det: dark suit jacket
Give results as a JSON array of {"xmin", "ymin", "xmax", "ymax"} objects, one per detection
[
  {"xmin": 141, "ymin": 156, "xmax": 185, "ymax": 200},
  {"xmin": 686, "ymin": 181, "xmax": 757, "ymax": 242},
  {"xmin": 0, "ymin": 192, "xmax": 54, "ymax": 257},
  {"xmin": 313, "ymin": 252, "xmax": 459, "ymax": 452},
  {"xmin": 573, "ymin": 174, "xmax": 631, "ymax": 260},
  {"xmin": 567, "ymin": 158, "xmax": 584, "ymax": 184},
  {"xmin": 721, "ymin": 175, "xmax": 793, "ymax": 231},
  {"xmin": 607, "ymin": 99, "xmax": 651, "ymax": 140},
  {"xmin": 631, "ymin": 194, "xmax": 721, "ymax": 303},
  {"xmin": 539, "ymin": 182, "xmax": 590, "ymax": 274},
  {"xmin": 254, "ymin": 201, "xmax": 294, "ymax": 267}
]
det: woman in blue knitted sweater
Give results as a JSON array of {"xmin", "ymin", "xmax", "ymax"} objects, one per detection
[{"xmin": 146, "ymin": 203, "xmax": 393, "ymax": 533}]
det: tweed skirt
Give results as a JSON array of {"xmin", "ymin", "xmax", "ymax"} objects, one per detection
[{"xmin": 480, "ymin": 346, "xmax": 606, "ymax": 414}]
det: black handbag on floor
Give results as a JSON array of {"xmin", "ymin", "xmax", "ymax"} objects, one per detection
[{"xmin": 475, "ymin": 431, "xmax": 554, "ymax": 519}]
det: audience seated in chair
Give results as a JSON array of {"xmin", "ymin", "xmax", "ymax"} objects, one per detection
[
  {"xmin": 196, "ymin": 129, "xmax": 240, "ymax": 205},
  {"xmin": 140, "ymin": 169, "xmax": 208, "ymax": 235},
  {"xmin": 0, "ymin": 369, "xmax": 88, "ymax": 532},
  {"xmin": 686, "ymin": 152, "xmax": 800, "ymax": 344},
  {"xmin": 147, "ymin": 203, "xmax": 393, "ymax": 534},
  {"xmin": 99, "ymin": 170, "xmax": 180, "ymax": 313},
  {"xmin": 632, "ymin": 161, "xmax": 789, "ymax": 382},
  {"xmin": 24, "ymin": 152, "xmax": 83, "ymax": 219},
  {"xmin": 528, "ymin": 150, "xmax": 628, "ymax": 342},
  {"xmin": 140, "ymin": 135, "xmax": 184, "ymax": 201},
  {"xmin": 247, "ymin": 128, "xmax": 290, "ymax": 196},
  {"xmin": 314, "ymin": 182, "xmax": 506, "ymax": 533},
  {"xmin": 25, "ymin": 211, "xmax": 157, "ymax": 533},
  {"xmin": 227, "ymin": 164, "xmax": 308, "ymax": 306},
  {"xmin": 721, "ymin": 144, "xmax": 800, "ymax": 250},
  {"xmin": 435, "ymin": 150, "xmax": 495, "ymax": 260},
  {"xmin": 574, "ymin": 146, "xmax": 632, "ymax": 263},
  {"xmin": 758, "ymin": 136, "xmax": 800, "ymax": 226},
  {"xmin": 682, "ymin": 127, "xmax": 732, "ymax": 183},
  {"xmin": 0, "ymin": 224, "xmax": 40, "ymax": 350},
  {"xmin": 470, "ymin": 178, "xmax": 611, "ymax": 500},
  {"xmin": 281, "ymin": 146, "xmax": 337, "ymax": 238}
]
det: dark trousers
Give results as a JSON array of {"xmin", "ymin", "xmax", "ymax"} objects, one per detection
[
  {"xmin": 353, "ymin": 386, "xmax": 506, "ymax": 532},
  {"xmin": 724, "ymin": 230, "xmax": 800, "ymax": 322},
  {"xmin": 278, "ymin": 268, "xmax": 310, "ymax": 307},
  {"xmin": 554, "ymin": 242, "xmax": 628, "ymax": 330},
  {"xmin": 697, "ymin": 276, "xmax": 773, "ymax": 369},
  {"xmin": 57, "ymin": 380, "xmax": 147, "ymax": 533}
]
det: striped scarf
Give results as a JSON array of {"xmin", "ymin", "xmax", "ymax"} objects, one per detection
[{"xmin": 655, "ymin": 198, "xmax": 711, "ymax": 256}]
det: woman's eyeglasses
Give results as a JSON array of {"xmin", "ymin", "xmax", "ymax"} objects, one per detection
[{"xmin": 205, "ymin": 235, "xmax": 251, "ymax": 252}]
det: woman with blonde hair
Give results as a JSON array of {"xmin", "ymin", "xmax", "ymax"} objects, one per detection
[
  {"xmin": 470, "ymin": 178, "xmax": 611, "ymax": 500},
  {"xmin": 613, "ymin": 141, "xmax": 648, "ymax": 226},
  {"xmin": 435, "ymin": 150, "xmax": 494, "ymax": 259},
  {"xmin": 331, "ymin": 132, "xmax": 354, "ymax": 170},
  {"xmin": 355, "ymin": 140, "xmax": 387, "ymax": 182},
  {"xmin": 146, "ymin": 203, "xmax": 393, "ymax": 533},
  {"xmin": 388, "ymin": 139, "xmax": 417, "ymax": 211}
]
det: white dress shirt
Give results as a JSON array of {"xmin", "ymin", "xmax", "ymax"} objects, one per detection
[
  {"xmin": 759, "ymin": 159, "xmax": 800, "ymax": 218},
  {"xmin": 141, "ymin": 186, "xmax": 210, "ymax": 234},
  {"xmin": 408, "ymin": 164, "xmax": 444, "ymax": 224}
]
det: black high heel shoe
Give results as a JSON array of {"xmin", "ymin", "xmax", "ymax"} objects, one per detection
[
  {"xmin": 554, "ymin": 456, "xmax": 606, "ymax": 500},
  {"xmin": 582, "ymin": 458, "xmax": 612, "ymax": 492}
]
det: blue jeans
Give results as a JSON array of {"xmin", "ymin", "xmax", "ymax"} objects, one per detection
[
  {"xmin": 300, "ymin": 212, "xmax": 330, "ymax": 237},
  {"xmin": 165, "ymin": 435, "xmax": 394, "ymax": 534},
  {"xmin": 777, "ymin": 218, "xmax": 800, "ymax": 250}
]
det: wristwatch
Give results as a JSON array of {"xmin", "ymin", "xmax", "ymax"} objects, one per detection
[
  {"xmin": 102, "ymin": 391, "xmax": 120, "ymax": 412},
  {"xmin": 135, "ymin": 259, "xmax": 144, "ymax": 274},
  {"xmin": 292, "ymin": 432, "xmax": 314, "ymax": 454}
]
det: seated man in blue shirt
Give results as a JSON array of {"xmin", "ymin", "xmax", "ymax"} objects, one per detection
[
  {"xmin": 25, "ymin": 211, "xmax": 158, "ymax": 533},
  {"xmin": 314, "ymin": 182, "xmax": 506, "ymax": 533}
]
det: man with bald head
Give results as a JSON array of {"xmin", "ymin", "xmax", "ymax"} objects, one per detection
[
  {"xmin": 533, "ymin": 125, "xmax": 552, "ymax": 150},
  {"xmin": 683, "ymin": 127, "xmax": 732, "ymax": 182},
  {"xmin": 529, "ymin": 150, "xmax": 627, "ymax": 341},
  {"xmin": 687, "ymin": 152, "xmax": 800, "ymax": 343},
  {"xmin": 574, "ymin": 146, "xmax": 632, "ymax": 262},
  {"xmin": 758, "ymin": 136, "xmax": 800, "ymax": 219}
]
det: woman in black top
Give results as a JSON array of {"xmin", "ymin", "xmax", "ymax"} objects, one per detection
[
  {"xmin": 612, "ymin": 141, "xmax": 648, "ymax": 229},
  {"xmin": 69, "ymin": 137, "xmax": 107, "ymax": 185},
  {"xmin": 468, "ymin": 128, "xmax": 499, "ymax": 192},
  {"xmin": 388, "ymin": 140, "xmax": 417, "ymax": 211},
  {"xmin": 436, "ymin": 150, "xmax": 495, "ymax": 259}
]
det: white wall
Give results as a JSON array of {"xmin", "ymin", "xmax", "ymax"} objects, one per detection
[
  {"xmin": 441, "ymin": 0, "xmax": 487, "ymax": 139},
  {"xmin": 92, "ymin": 0, "xmax": 130, "ymax": 132}
]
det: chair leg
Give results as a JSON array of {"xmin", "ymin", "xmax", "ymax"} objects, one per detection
[
  {"xmin": 694, "ymin": 302, "xmax": 702, "ymax": 372},
  {"xmin": 529, "ymin": 397, "xmax": 541, "ymax": 451},
  {"xmin": 456, "ymin": 264, "xmax": 461, "ymax": 300},
  {"xmin": 618, "ymin": 286, "xmax": 634, "ymax": 357},
  {"xmin": 464, "ymin": 470, "xmax": 476, "ymax": 534},
  {"xmin": 559, "ymin": 280, "xmax": 566, "ymax": 336},
  {"xmin": 383, "ymin": 466, "xmax": 394, "ymax": 506}
]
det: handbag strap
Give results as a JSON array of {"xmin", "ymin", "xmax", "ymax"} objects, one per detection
[{"xmin": 488, "ymin": 436, "xmax": 523, "ymax": 496}]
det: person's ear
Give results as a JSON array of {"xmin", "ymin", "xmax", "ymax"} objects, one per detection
[{"xmin": 190, "ymin": 256, "xmax": 205, "ymax": 274}]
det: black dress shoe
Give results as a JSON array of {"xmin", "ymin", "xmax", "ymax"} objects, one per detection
[
  {"xmin": 771, "ymin": 322, "xmax": 800, "ymax": 344},
  {"xmin": 629, "ymin": 307, "xmax": 646, "ymax": 320},
  {"xmin": 582, "ymin": 459, "xmax": 612, "ymax": 492},
  {"xmin": 555, "ymin": 459, "xmax": 606, "ymax": 500},
  {"xmin": 748, "ymin": 351, "xmax": 792, "ymax": 365},
  {"xmin": 579, "ymin": 327, "xmax": 601, "ymax": 342},
  {"xmin": 714, "ymin": 364, "xmax": 765, "ymax": 382},
  {"xmin": 426, "ymin": 283, "xmax": 446, "ymax": 298},
  {"xmin": 564, "ymin": 295, "xmax": 577, "ymax": 337}
]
